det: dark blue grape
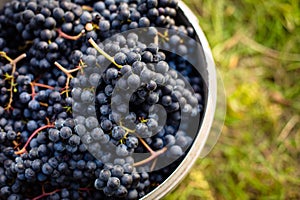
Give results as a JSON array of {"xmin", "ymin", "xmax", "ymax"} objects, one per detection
[
  {"xmin": 127, "ymin": 74, "xmax": 140, "ymax": 88},
  {"xmin": 106, "ymin": 68, "xmax": 119, "ymax": 80},
  {"xmin": 28, "ymin": 100, "xmax": 40, "ymax": 111},
  {"xmin": 125, "ymin": 136, "xmax": 138, "ymax": 149},
  {"xmin": 22, "ymin": 10, "xmax": 34, "ymax": 22},
  {"xmin": 49, "ymin": 91, "xmax": 61, "ymax": 102},
  {"xmin": 115, "ymin": 185, "xmax": 128, "ymax": 198},
  {"xmin": 81, "ymin": 90, "xmax": 94, "ymax": 103},
  {"xmin": 53, "ymin": 7, "xmax": 65, "ymax": 20},
  {"xmin": 59, "ymin": 127, "xmax": 72, "ymax": 139},
  {"xmin": 118, "ymin": 9, "xmax": 130, "ymax": 21},
  {"xmin": 94, "ymin": 2, "xmax": 106, "ymax": 12},
  {"xmin": 44, "ymin": 17, "xmax": 56, "ymax": 29},
  {"xmin": 107, "ymin": 177, "xmax": 120, "ymax": 189},
  {"xmin": 111, "ymin": 165, "xmax": 124, "ymax": 178},
  {"xmin": 64, "ymin": 11, "xmax": 75, "ymax": 22},
  {"xmin": 148, "ymin": 8, "xmax": 159, "ymax": 19},
  {"xmin": 114, "ymin": 52, "xmax": 127, "ymax": 65},
  {"xmin": 99, "ymin": 169, "xmax": 111, "ymax": 181},
  {"xmin": 147, "ymin": 0, "xmax": 158, "ymax": 8},
  {"xmin": 116, "ymin": 144, "xmax": 129, "ymax": 157},
  {"xmin": 42, "ymin": 163, "xmax": 53, "ymax": 175},
  {"xmin": 68, "ymin": 135, "xmax": 80, "ymax": 146},
  {"xmin": 31, "ymin": 159, "xmax": 42, "ymax": 171},
  {"xmin": 58, "ymin": 162, "xmax": 68, "ymax": 173},
  {"xmin": 40, "ymin": 29, "xmax": 52, "ymax": 41},
  {"xmin": 152, "ymin": 137, "xmax": 164, "ymax": 150},
  {"xmin": 100, "ymin": 119, "xmax": 112, "ymax": 132},
  {"xmin": 94, "ymin": 178, "xmax": 106, "ymax": 190},
  {"xmin": 73, "ymin": 169, "xmax": 83, "ymax": 179},
  {"xmin": 99, "ymin": 20, "xmax": 110, "ymax": 31},
  {"xmin": 127, "ymin": 189, "xmax": 138, "ymax": 200},
  {"xmin": 112, "ymin": 126, "xmax": 125, "ymax": 140},
  {"xmin": 61, "ymin": 188, "xmax": 70, "ymax": 198},
  {"xmin": 168, "ymin": 145, "xmax": 183, "ymax": 157},
  {"xmin": 61, "ymin": 22, "xmax": 73, "ymax": 33}
]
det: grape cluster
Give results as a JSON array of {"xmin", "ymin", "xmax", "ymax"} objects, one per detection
[{"xmin": 0, "ymin": 0, "xmax": 205, "ymax": 199}]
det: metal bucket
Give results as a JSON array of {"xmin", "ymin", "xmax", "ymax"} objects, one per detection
[{"xmin": 0, "ymin": 1, "xmax": 217, "ymax": 199}]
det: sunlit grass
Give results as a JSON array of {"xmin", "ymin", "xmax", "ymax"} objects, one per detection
[{"xmin": 164, "ymin": 0, "xmax": 300, "ymax": 199}]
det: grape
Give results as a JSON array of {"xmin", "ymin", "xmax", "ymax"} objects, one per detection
[
  {"xmin": 99, "ymin": 20, "xmax": 110, "ymax": 32},
  {"xmin": 94, "ymin": 178, "xmax": 106, "ymax": 190},
  {"xmin": 99, "ymin": 169, "xmax": 111, "ymax": 181},
  {"xmin": 42, "ymin": 163, "xmax": 54, "ymax": 175},
  {"xmin": 68, "ymin": 135, "xmax": 81, "ymax": 146},
  {"xmin": 126, "ymin": 136, "xmax": 139, "ymax": 149},
  {"xmin": 112, "ymin": 126, "xmax": 126, "ymax": 140},
  {"xmin": 88, "ymin": 73, "xmax": 101, "ymax": 87},
  {"xmin": 28, "ymin": 100, "xmax": 40, "ymax": 111},
  {"xmin": 111, "ymin": 165, "xmax": 124, "ymax": 178},
  {"xmin": 127, "ymin": 189, "xmax": 138, "ymax": 200},
  {"xmin": 90, "ymin": 127, "xmax": 104, "ymax": 141},
  {"xmin": 59, "ymin": 126, "xmax": 72, "ymax": 139},
  {"xmin": 155, "ymin": 61, "xmax": 169, "ymax": 74},
  {"xmin": 168, "ymin": 145, "xmax": 183, "ymax": 157},
  {"xmin": 116, "ymin": 144, "xmax": 129, "ymax": 157},
  {"xmin": 100, "ymin": 119, "xmax": 113, "ymax": 132},
  {"xmin": 127, "ymin": 74, "xmax": 140, "ymax": 88},
  {"xmin": 161, "ymin": 95, "xmax": 172, "ymax": 106},
  {"xmin": 31, "ymin": 159, "xmax": 42, "ymax": 171},
  {"xmin": 80, "ymin": 11, "xmax": 92, "ymax": 24},
  {"xmin": 107, "ymin": 177, "xmax": 120, "ymax": 189},
  {"xmin": 126, "ymin": 52, "xmax": 141, "ymax": 65}
]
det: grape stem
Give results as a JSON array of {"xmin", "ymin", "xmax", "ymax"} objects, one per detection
[
  {"xmin": 33, "ymin": 82, "xmax": 55, "ymax": 89},
  {"xmin": 85, "ymin": 23, "xmax": 99, "ymax": 32},
  {"xmin": 33, "ymin": 187, "xmax": 92, "ymax": 200},
  {"xmin": 39, "ymin": 102, "xmax": 49, "ymax": 107},
  {"xmin": 13, "ymin": 140, "xmax": 20, "ymax": 150},
  {"xmin": 57, "ymin": 28, "xmax": 85, "ymax": 40},
  {"xmin": 138, "ymin": 137, "xmax": 155, "ymax": 154},
  {"xmin": 82, "ymin": 5, "xmax": 93, "ymax": 11},
  {"xmin": 30, "ymin": 82, "xmax": 55, "ymax": 99},
  {"xmin": 54, "ymin": 62, "xmax": 82, "ymax": 97},
  {"xmin": 0, "ymin": 52, "xmax": 27, "ymax": 110},
  {"xmin": 32, "ymin": 189, "xmax": 61, "ymax": 200},
  {"xmin": 88, "ymin": 38, "xmax": 123, "ymax": 69},
  {"xmin": 85, "ymin": 23, "xmax": 94, "ymax": 32},
  {"xmin": 157, "ymin": 31, "xmax": 170, "ymax": 42},
  {"xmin": 133, "ymin": 139, "xmax": 167, "ymax": 167},
  {"xmin": 18, "ymin": 40, "xmax": 34, "ymax": 51},
  {"xmin": 15, "ymin": 124, "xmax": 55, "ymax": 155},
  {"xmin": 150, "ymin": 158, "xmax": 158, "ymax": 171},
  {"xmin": 154, "ymin": 35, "xmax": 159, "ymax": 45},
  {"xmin": 119, "ymin": 121, "xmax": 135, "ymax": 138},
  {"xmin": 119, "ymin": 122, "xmax": 168, "ymax": 167}
]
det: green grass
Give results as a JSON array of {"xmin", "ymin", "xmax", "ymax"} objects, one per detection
[{"xmin": 164, "ymin": 0, "xmax": 300, "ymax": 199}]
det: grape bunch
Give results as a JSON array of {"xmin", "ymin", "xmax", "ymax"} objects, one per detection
[{"xmin": 0, "ymin": 0, "xmax": 205, "ymax": 199}]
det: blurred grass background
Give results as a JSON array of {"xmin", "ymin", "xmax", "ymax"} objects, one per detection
[{"xmin": 165, "ymin": 0, "xmax": 300, "ymax": 199}]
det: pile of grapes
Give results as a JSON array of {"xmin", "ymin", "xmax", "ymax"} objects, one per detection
[{"xmin": 0, "ymin": 0, "xmax": 206, "ymax": 199}]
